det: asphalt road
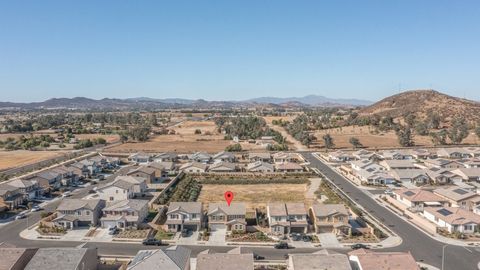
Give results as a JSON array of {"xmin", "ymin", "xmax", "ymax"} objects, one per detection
[{"xmin": 303, "ymin": 152, "xmax": 480, "ymax": 270}]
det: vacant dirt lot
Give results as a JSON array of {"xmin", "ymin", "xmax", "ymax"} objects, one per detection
[
  {"xmin": 109, "ymin": 120, "xmax": 231, "ymax": 153},
  {"xmin": 313, "ymin": 125, "xmax": 479, "ymax": 149},
  {"xmin": 0, "ymin": 150, "xmax": 66, "ymax": 171},
  {"xmin": 198, "ymin": 183, "xmax": 307, "ymax": 208}
]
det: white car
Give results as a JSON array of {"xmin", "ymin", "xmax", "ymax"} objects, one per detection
[
  {"xmin": 31, "ymin": 205, "xmax": 42, "ymax": 212},
  {"xmin": 62, "ymin": 191, "xmax": 72, "ymax": 198}
]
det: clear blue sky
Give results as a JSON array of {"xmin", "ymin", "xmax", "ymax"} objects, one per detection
[{"xmin": 1, "ymin": 1, "xmax": 479, "ymax": 102}]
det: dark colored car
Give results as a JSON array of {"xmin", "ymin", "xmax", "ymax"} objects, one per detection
[
  {"xmin": 302, "ymin": 235, "xmax": 312, "ymax": 242},
  {"xmin": 253, "ymin": 253, "xmax": 265, "ymax": 260},
  {"xmin": 274, "ymin": 242, "xmax": 290, "ymax": 249},
  {"xmin": 351, "ymin": 243, "xmax": 369, "ymax": 250},
  {"xmin": 142, "ymin": 238, "xmax": 162, "ymax": 246},
  {"xmin": 181, "ymin": 229, "xmax": 191, "ymax": 237}
]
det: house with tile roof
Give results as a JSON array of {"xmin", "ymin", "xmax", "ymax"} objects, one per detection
[
  {"xmin": 393, "ymin": 188, "xmax": 448, "ymax": 212},
  {"xmin": 127, "ymin": 246, "xmax": 191, "ymax": 270},
  {"xmin": 164, "ymin": 202, "xmax": 203, "ymax": 232},
  {"xmin": 423, "ymin": 207, "xmax": 480, "ymax": 233},
  {"xmin": 348, "ymin": 249, "xmax": 419, "ymax": 270},
  {"xmin": 207, "ymin": 202, "xmax": 247, "ymax": 232},
  {"xmin": 53, "ymin": 199, "xmax": 105, "ymax": 229},
  {"xmin": 309, "ymin": 204, "xmax": 351, "ymax": 235},
  {"xmin": 100, "ymin": 199, "xmax": 148, "ymax": 230}
]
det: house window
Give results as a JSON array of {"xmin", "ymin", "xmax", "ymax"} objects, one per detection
[
  {"xmin": 85, "ymin": 211, "xmax": 90, "ymax": 215},
  {"xmin": 77, "ymin": 211, "xmax": 81, "ymax": 216},
  {"xmin": 191, "ymin": 214, "xmax": 197, "ymax": 219},
  {"xmin": 109, "ymin": 197, "xmax": 114, "ymax": 201},
  {"xmin": 116, "ymin": 190, "xmax": 119, "ymax": 194}
]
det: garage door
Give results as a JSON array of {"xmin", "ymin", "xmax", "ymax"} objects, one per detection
[
  {"xmin": 210, "ymin": 224, "xmax": 226, "ymax": 231},
  {"xmin": 184, "ymin": 225, "xmax": 198, "ymax": 231},
  {"xmin": 317, "ymin": 226, "xmax": 333, "ymax": 233},
  {"xmin": 102, "ymin": 221, "xmax": 117, "ymax": 229},
  {"xmin": 77, "ymin": 221, "xmax": 91, "ymax": 227},
  {"xmin": 290, "ymin": 226, "xmax": 306, "ymax": 233}
]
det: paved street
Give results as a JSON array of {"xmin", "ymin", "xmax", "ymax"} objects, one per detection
[{"xmin": 303, "ymin": 152, "xmax": 480, "ymax": 270}]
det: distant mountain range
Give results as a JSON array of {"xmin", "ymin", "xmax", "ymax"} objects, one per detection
[{"xmin": 0, "ymin": 95, "xmax": 372, "ymax": 110}]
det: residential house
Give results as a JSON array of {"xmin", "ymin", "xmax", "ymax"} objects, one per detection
[
  {"xmin": 113, "ymin": 176, "xmax": 147, "ymax": 196},
  {"xmin": 380, "ymin": 159, "xmax": 417, "ymax": 170},
  {"xmin": 272, "ymin": 152, "xmax": 300, "ymax": 163},
  {"xmin": 32, "ymin": 170, "xmax": 62, "ymax": 189},
  {"xmin": 350, "ymin": 159, "xmax": 375, "ymax": 172},
  {"xmin": 434, "ymin": 187, "xmax": 480, "ymax": 210},
  {"xmin": 390, "ymin": 169, "xmax": 430, "ymax": 185},
  {"xmin": 0, "ymin": 248, "xmax": 38, "ymax": 270},
  {"xmin": 288, "ymin": 252, "xmax": 352, "ymax": 270},
  {"xmin": 461, "ymin": 158, "xmax": 480, "ymax": 168},
  {"xmin": 423, "ymin": 207, "xmax": 480, "ymax": 234},
  {"xmin": 97, "ymin": 179, "xmax": 136, "ymax": 202},
  {"xmin": 348, "ymin": 249, "xmax": 419, "ymax": 270},
  {"xmin": 352, "ymin": 150, "xmax": 382, "ymax": 161},
  {"xmin": 129, "ymin": 152, "xmax": 154, "ymax": 163},
  {"xmin": 465, "ymin": 147, "xmax": 480, "ymax": 158},
  {"xmin": 356, "ymin": 169, "xmax": 394, "ymax": 185},
  {"xmin": 127, "ymin": 246, "xmax": 191, "ymax": 270},
  {"xmin": 266, "ymin": 203, "xmax": 289, "ymax": 235},
  {"xmin": 78, "ymin": 159, "xmax": 101, "ymax": 176},
  {"xmin": 246, "ymin": 161, "xmax": 274, "ymax": 173},
  {"xmin": 393, "ymin": 189, "xmax": 448, "ymax": 212},
  {"xmin": 425, "ymin": 168, "xmax": 461, "ymax": 184},
  {"xmin": 100, "ymin": 199, "xmax": 149, "ymax": 230},
  {"xmin": 24, "ymin": 248, "xmax": 98, "ymax": 270},
  {"xmin": 208, "ymin": 161, "xmax": 237, "ymax": 172},
  {"xmin": 196, "ymin": 250, "xmax": 254, "ymax": 270},
  {"xmin": 70, "ymin": 162, "xmax": 92, "ymax": 178},
  {"xmin": 150, "ymin": 161, "xmax": 176, "ymax": 174},
  {"xmin": 437, "ymin": 148, "xmax": 471, "ymax": 159},
  {"xmin": 450, "ymin": 168, "xmax": 480, "ymax": 182},
  {"xmin": 144, "ymin": 163, "xmax": 169, "ymax": 179},
  {"xmin": 409, "ymin": 149, "xmax": 434, "ymax": 160},
  {"xmin": 50, "ymin": 166, "xmax": 79, "ymax": 186},
  {"xmin": 286, "ymin": 203, "xmax": 308, "ymax": 233},
  {"xmin": 0, "ymin": 184, "xmax": 24, "ymax": 210},
  {"xmin": 164, "ymin": 202, "xmax": 203, "ymax": 232},
  {"xmin": 275, "ymin": 162, "xmax": 304, "ymax": 173},
  {"xmin": 213, "ymin": 151, "xmax": 236, "ymax": 163},
  {"xmin": 309, "ymin": 204, "xmax": 351, "ymax": 235},
  {"xmin": 155, "ymin": 152, "xmax": 178, "ymax": 162},
  {"xmin": 179, "ymin": 162, "xmax": 207, "ymax": 173},
  {"xmin": 190, "ymin": 152, "xmax": 212, "ymax": 163},
  {"xmin": 380, "ymin": 150, "xmax": 413, "ymax": 160},
  {"xmin": 207, "ymin": 202, "xmax": 246, "ymax": 232},
  {"xmin": 328, "ymin": 151, "xmax": 355, "ymax": 162},
  {"xmin": 127, "ymin": 166, "xmax": 156, "ymax": 183},
  {"xmin": 423, "ymin": 159, "xmax": 465, "ymax": 169},
  {"xmin": 53, "ymin": 199, "xmax": 105, "ymax": 229},
  {"xmin": 248, "ymin": 153, "xmax": 272, "ymax": 163},
  {"xmin": 7, "ymin": 179, "xmax": 41, "ymax": 200}
]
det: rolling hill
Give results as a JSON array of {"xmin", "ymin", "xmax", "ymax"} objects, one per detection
[{"xmin": 359, "ymin": 89, "xmax": 480, "ymax": 123}]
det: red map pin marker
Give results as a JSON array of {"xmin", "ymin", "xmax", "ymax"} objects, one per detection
[{"xmin": 224, "ymin": 191, "xmax": 234, "ymax": 206}]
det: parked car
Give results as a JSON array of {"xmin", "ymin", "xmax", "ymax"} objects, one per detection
[
  {"xmin": 384, "ymin": 189, "xmax": 394, "ymax": 195},
  {"xmin": 142, "ymin": 238, "xmax": 162, "ymax": 246},
  {"xmin": 88, "ymin": 189, "xmax": 96, "ymax": 194},
  {"xmin": 181, "ymin": 229, "xmax": 191, "ymax": 237},
  {"xmin": 351, "ymin": 243, "xmax": 369, "ymax": 250},
  {"xmin": 31, "ymin": 205, "xmax": 43, "ymax": 212},
  {"xmin": 253, "ymin": 253, "xmax": 265, "ymax": 260},
  {"xmin": 62, "ymin": 191, "xmax": 72, "ymax": 198},
  {"xmin": 274, "ymin": 242, "xmax": 290, "ymax": 249},
  {"xmin": 97, "ymin": 175, "xmax": 105, "ymax": 180},
  {"xmin": 15, "ymin": 213, "xmax": 27, "ymax": 220},
  {"xmin": 302, "ymin": 235, "xmax": 312, "ymax": 242}
]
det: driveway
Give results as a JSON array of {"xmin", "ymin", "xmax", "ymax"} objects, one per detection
[
  {"xmin": 208, "ymin": 228, "xmax": 227, "ymax": 246},
  {"xmin": 317, "ymin": 233, "xmax": 342, "ymax": 248},
  {"xmin": 177, "ymin": 231, "xmax": 199, "ymax": 245}
]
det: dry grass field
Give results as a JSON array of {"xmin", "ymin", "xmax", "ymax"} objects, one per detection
[
  {"xmin": 75, "ymin": 134, "xmax": 120, "ymax": 144},
  {"xmin": 263, "ymin": 115, "xmax": 297, "ymax": 124},
  {"xmin": 313, "ymin": 125, "xmax": 479, "ymax": 149},
  {"xmin": 0, "ymin": 150, "xmax": 66, "ymax": 171},
  {"xmin": 198, "ymin": 184, "xmax": 308, "ymax": 209},
  {"xmin": 0, "ymin": 133, "xmax": 24, "ymax": 141},
  {"xmin": 109, "ymin": 120, "xmax": 232, "ymax": 153}
]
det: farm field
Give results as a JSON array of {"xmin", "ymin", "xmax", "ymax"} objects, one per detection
[
  {"xmin": 0, "ymin": 150, "xmax": 67, "ymax": 171},
  {"xmin": 197, "ymin": 183, "xmax": 307, "ymax": 209},
  {"xmin": 313, "ymin": 125, "xmax": 479, "ymax": 149},
  {"xmin": 75, "ymin": 134, "xmax": 120, "ymax": 144}
]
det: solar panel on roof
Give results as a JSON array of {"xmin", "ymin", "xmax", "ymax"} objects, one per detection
[
  {"xmin": 453, "ymin": 189, "xmax": 469, "ymax": 195},
  {"xmin": 437, "ymin": 208, "xmax": 453, "ymax": 216},
  {"xmin": 403, "ymin": 191, "xmax": 416, "ymax": 196}
]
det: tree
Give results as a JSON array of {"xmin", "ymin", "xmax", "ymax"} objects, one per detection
[
  {"xmin": 404, "ymin": 113, "xmax": 416, "ymax": 127},
  {"xmin": 415, "ymin": 121, "xmax": 429, "ymax": 136},
  {"xmin": 429, "ymin": 129, "xmax": 448, "ymax": 145},
  {"xmin": 396, "ymin": 126, "xmax": 414, "ymax": 147},
  {"xmin": 225, "ymin": 143, "xmax": 242, "ymax": 152},
  {"xmin": 349, "ymin": 137, "xmax": 362, "ymax": 149},
  {"xmin": 448, "ymin": 117, "xmax": 469, "ymax": 144},
  {"xmin": 194, "ymin": 129, "xmax": 202, "ymax": 135},
  {"xmin": 476, "ymin": 125, "xmax": 480, "ymax": 139},
  {"xmin": 322, "ymin": 134, "xmax": 335, "ymax": 149}
]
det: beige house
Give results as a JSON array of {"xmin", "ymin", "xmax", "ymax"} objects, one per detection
[
  {"xmin": 180, "ymin": 162, "xmax": 207, "ymax": 173},
  {"xmin": 309, "ymin": 204, "xmax": 351, "ymax": 234},
  {"xmin": 196, "ymin": 250, "xmax": 254, "ymax": 270},
  {"xmin": 100, "ymin": 199, "xmax": 149, "ymax": 230},
  {"xmin": 246, "ymin": 161, "xmax": 274, "ymax": 173},
  {"xmin": 267, "ymin": 203, "xmax": 308, "ymax": 235},
  {"xmin": 433, "ymin": 187, "xmax": 480, "ymax": 211},
  {"xmin": 393, "ymin": 188, "xmax": 448, "ymax": 212},
  {"xmin": 164, "ymin": 202, "xmax": 203, "ymax": 232},
  {"xmin": 53, "ymin": 199, "xmax": 105, "ymax": 229},
  {"xmin": 0, "ymin": 248, "xmax": 38, "ymax": 270},
  {"xmin": 207, "ymin": 202, "xmax": 246, "ymax": 232},
  {"xmin": 275, "ymin": 162, "xmax": 304, "ymax": 173},
  {"xmin": 127, "ymin": 166, "xmax": 156, "ymax": 183},
  {"xmin": 289, "ymin": 252, "xmax": 352, "ymax": 270},
  {"xmin": 348, "ymin": 249, "xmax": 419, "ymax": 270}
]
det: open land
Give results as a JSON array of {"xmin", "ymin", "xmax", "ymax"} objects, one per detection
[{"xmin": 0, "ymin": 150, "xmax": 67, "ymax": 171}]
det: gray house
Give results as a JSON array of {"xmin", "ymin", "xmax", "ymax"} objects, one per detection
[
  {"xmin": 53, "ymin": 199, "xmax": 105, "ymax": 229},
  {"xmin": 24, "ymin": 248, "xmax": 98, "ymax": 270},
  {"xmin": 128, "ymin": 246, "xmax": 191, "ymax": 270}
]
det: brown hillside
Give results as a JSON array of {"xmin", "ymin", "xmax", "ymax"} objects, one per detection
[{"xmin": 360, "ymin": 89, "xmax": 480, "ymax": 123}]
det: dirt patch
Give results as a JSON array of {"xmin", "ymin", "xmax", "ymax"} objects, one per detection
[
  {"xmin": 75, "ymin": 134, "xmax": 120, "ymax": 144},
  {"xmin": 198, "ymin": 184, "xmax": 307, "ymax": 208}
]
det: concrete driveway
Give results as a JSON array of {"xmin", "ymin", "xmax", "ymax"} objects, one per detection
[
  {"xmin": 317, "ymin": 233, "xmax": 342, "ymax": 248},
  {"xmin": 208, "ymin": 228, "xmax": 227, "ymax": 246},
  {"xmin": 178, "ymin": 231, "xmax": 199, "ymax": 245}
]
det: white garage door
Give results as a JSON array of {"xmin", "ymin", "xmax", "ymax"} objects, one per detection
[{"xmin": 209, "ymin": 224, "xmax": 226, "ymax": 231}]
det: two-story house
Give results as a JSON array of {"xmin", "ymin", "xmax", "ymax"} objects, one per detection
[
  {"xmin": 267, "ymin": 203, "xmax": 308, "ymax": 235},
  {"xmin": 7, "ymin": 179, "xmax": 41, "ymax": 200},
  {"xmin": 207, "ymin": 202, "xmax": 246, "ymax": 232},
  {"xmin": 309, "ymin": 204, "xmax": 351, "ymax": 235},
  {"xmin": 100, "ymin": 199, "xmax": 149, "ymax": 230},
  {"xmin": 286, "ymin": 203, "xmax": 308, "ymax": 234},
  {"xmin": 164, "ymin": 202, "xmax": 203, "ymax": 232},
  {"xmin": 53, "ymin": 199, "xmax": 105, "ymax": 229},
  {"xmin": 113, "ymin": 176, "xmax": 147, "ymax": 196},
  {"xmin": 0, "ymin": 183, "xmax": 24, "ymax": 210},
  {"xmin": 126, "ymin": 167, "xmax": 156, "ymax": 184},
  {"xmin": 97, "ymin": 179, "xmax": 136, "ymax": 202},
  {"xmin": 50, "ymin": 165, "xmax": 79, "ymax": 186},
  {"xmin": 129, "ymin": 152, "xmax": 154, "ymax": 163}
]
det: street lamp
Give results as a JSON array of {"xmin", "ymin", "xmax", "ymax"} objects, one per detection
[{"xmin": 442, "ymin": 244, "xmax": 449, "ymax": 270}]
